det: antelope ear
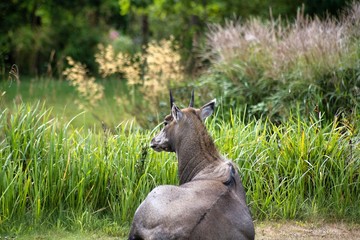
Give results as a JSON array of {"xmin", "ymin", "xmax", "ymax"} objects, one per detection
[
  {"xmin": 172, "ymin": 104, "xmax": 183, "ymax": 122},
  {"xmin": 200, "ymin": 99, "xmax": 216, "ymax": 121}
]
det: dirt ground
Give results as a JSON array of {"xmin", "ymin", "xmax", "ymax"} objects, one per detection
[
  {"xmin": 255, "ymin": 221, "xmax": 360, "ymax": 240},
  {"xmin": 13, "ymin": 221, "xmax": 360, "ymax": 239}
]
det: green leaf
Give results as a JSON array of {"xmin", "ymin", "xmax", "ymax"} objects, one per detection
[{"xmin": 119, "ymin": 0, "xmax": 131, "ymax": 15}]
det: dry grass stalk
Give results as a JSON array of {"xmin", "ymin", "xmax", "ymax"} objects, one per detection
[
  {"xmin": 64, "ymin": 36, "xmax": 184, "ymax": 112},
  {"xmin": 94, "ymin": 36, "xmax": 184, "ymax": 102},
  {"xmin": 95, "ymin": 44, "xmax": 143, "ymax": 85},
  {"xmin": 142, "ymin": 37, "xmax": 184, "ymax": 99},
  {"xmin": 63, "ymin": 57, "xmax": 104, "ymax": 109},
  {"xmin": 204, "ymin": 3, "xmax": 359, "ymax": 83}
]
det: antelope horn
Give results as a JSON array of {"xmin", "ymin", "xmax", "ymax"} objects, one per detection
[
  {"xmin": 189, "ymin": 89, "xmax": 194, "ymax": 107},
  {"xmin": 170, "ymin": 90, "xmax": 174, "ymax": 109}
]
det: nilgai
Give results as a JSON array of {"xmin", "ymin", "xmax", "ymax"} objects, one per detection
[{"xmin": 129, "ymin": 91, "xmax": 255, "ymax": 240}]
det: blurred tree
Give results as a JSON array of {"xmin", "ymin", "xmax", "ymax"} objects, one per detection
[
  {"xmin": 303, "ymin": 0, "xmax": 350, "ymax": 18},
  {"xmin": 118, "ymin": 0, "xmax": 349, "ymax": 74},
  {"xmin": 0, "ymin": 0, "xmax": 350, "ymax": 78},
  {"xmin": 1, "ymin": 0, "xmax": 127, "ymax": 78},
  {"xmin": 148, "ymin": 0, "xmax": 226, "ymax": 71},
  {"xmin": 119, "ymin": 0, "xmax": 151, "ymax": 46},
  {"xmin": 118, "ymin": 0, "xmax": 228, "ymax": 72}
]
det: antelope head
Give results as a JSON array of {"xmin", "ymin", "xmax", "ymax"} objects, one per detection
[{"xmin": 150, "ymin": 90, "xmax": 216, "ymax": 153}]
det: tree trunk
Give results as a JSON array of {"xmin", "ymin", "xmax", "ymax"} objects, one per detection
[{"xmin": 141, "ymin": 14, "xmax": 149, "ymax": 47}]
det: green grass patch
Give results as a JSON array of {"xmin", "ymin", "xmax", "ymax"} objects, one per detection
[
  {"xmin": 6, "ymin": 227, "xmax": 127, "ymax": 240},
  {"xmin": 0, "ymin": 77, "xmax": 140, "ymax": 129},
  {"xmin": 0, "ymin": 102, "xmax": 359, "ymax": 237}
]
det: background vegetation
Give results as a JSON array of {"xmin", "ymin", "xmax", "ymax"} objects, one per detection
[
  {"xmin": 0, "ymin": 0, "xmax": 359, "ymax": 238},
  {"xmin": 0, "ymin": 103, "xmax": 359, "ymax": 237},
  {"xmin": 0, "ymin": 0, "xmax": 351, "ymax": 77}
]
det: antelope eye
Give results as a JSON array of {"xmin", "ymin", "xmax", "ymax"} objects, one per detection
[{"xmin": 163, "ymin": 115, "xmax": 172, "ymax": 126}]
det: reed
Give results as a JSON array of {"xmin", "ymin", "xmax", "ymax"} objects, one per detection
[
  {"xmin": 0, "ymin": 103, "xmax": 359, "ymax": 235},
  {"xmin": 201, "ymin": 2, "xmax": 360, "ymax": 121}
]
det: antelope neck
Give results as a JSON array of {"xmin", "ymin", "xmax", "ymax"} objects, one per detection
[{"xmin": 176, "ymin": 135, "xmax": 221, "ymax": 185}]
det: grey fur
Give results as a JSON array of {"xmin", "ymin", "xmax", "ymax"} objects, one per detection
[{"xmin": 129, "ymin": 94, "xmax": 255, "ymax": 240}]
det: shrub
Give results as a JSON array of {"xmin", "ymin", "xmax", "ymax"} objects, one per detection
[
  {"xmin": 64, "ymin": 36, "xmax": 185, "ymax": 127},
  {"xmin": 142, "ymin": 37, "xmax": 184, "ymax": 100},
  {"xmin": 201, "ymin": 2, "xmax": 360, "ymax": 122},
  {"xmin": 63, "ymin": 57, "xmax": 104, "ymax": 110},
  {"xmin": 94, "ymin": 36, "xmax": 184, "ymax": 101}
]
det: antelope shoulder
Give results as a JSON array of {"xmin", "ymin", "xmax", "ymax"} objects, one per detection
[{"xmin": 132, "ymin": 180, "xmax": 229, "ymax": 238}]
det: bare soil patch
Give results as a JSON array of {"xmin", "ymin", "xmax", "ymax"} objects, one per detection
[
  {"xmin": 255, "ymin": 221, "xmax": 360, "ymax": 240},
  {"xmin": 12, "ymin": 221, "xmax": 360, "ymax": 239}
]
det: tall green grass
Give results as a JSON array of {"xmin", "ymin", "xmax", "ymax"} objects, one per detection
[
  {"xmin": 0, "ymin": 103, "xmax": 359, "ymax": 235},
  {"xmin": 0, "ymin": 103, "xmax": 178, "ymax": 234},
  {"xmin": 212, "ymin": 110, "xmax": 360, "ymax": 220}
]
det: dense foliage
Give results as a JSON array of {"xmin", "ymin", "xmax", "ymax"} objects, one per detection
[
  {"xmin": 0, "ymin": 0, "xmax": 350, "ymax": 77},
  {"xmin": 0, "ymin": 103, "xmax": 359, "ymax": 235},
  {"xmin": 52, "ymin": 2, "xmax": 359, "ymax": 127},
  {"xmin": 198, "ymin": 3, "xmax": 360, "ymax": 123}
]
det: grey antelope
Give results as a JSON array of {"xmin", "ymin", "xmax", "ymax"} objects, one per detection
[{"xmin": 129, "ymin": 91, "xmax": 255, "ymax": 240}]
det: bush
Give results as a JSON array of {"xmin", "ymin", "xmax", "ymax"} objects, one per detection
[
  {"xmin": 201, "ymin": 2, "xmax": 360, "ymax": 122},
  {"xmin": 63, "ymin": 36, "xmax": 185, "ymax": 127}
]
